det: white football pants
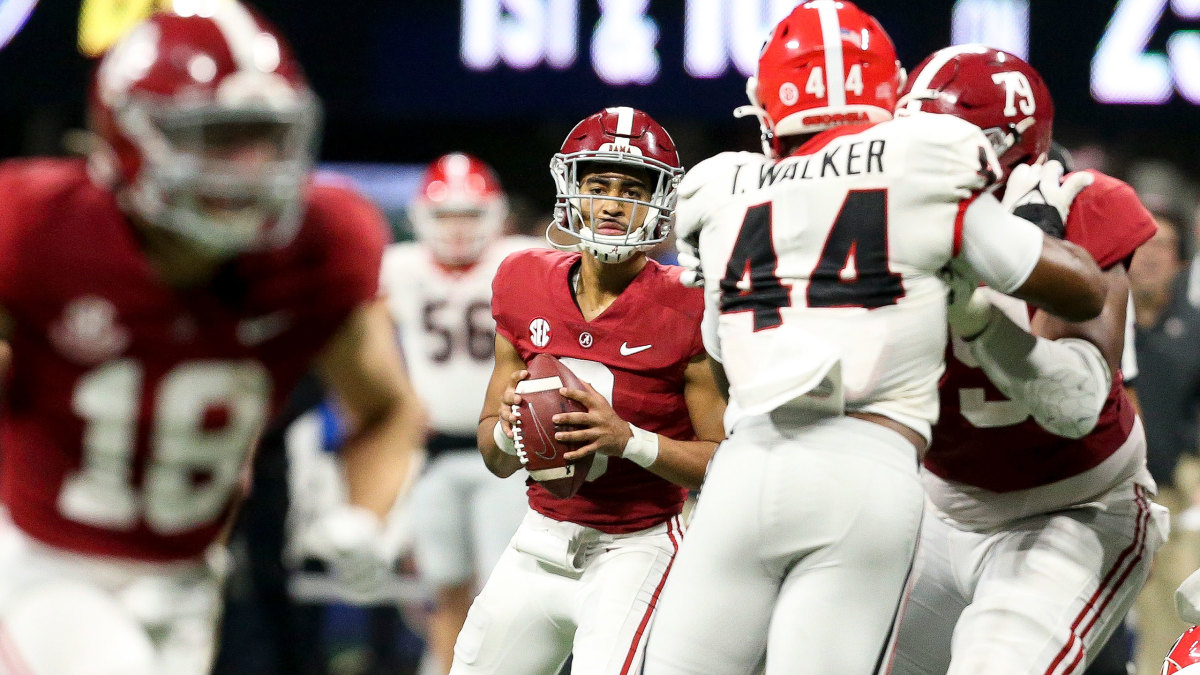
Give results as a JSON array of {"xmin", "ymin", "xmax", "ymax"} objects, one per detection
[
  {"xmin": 643, "ymin": 413, "xmax": 925, "ymax": 675},
  {"xmin": 0, "ymin": 515, "xmax": 223, "ymax": 675},
  {"xmin": 891, "ymin": 480, "xmax": 1168, "ymax": 675},
  {"xmin": 450, "ymin": 509, "xmax": 681, "ymax": 675}
]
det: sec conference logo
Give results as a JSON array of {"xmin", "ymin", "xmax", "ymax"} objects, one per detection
[{"xmin": 529, "ymin": 318, "xmax": 551, "ymax": 347}]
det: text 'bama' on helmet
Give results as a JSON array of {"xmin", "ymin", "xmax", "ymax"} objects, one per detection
[
  {"xmin": 898, "ymin": 44, "xmax": 1054, "ymax": 181},
  {"xmin": 90, "ymin": 1, "xmax": 321, "ymax": 258},
  {"xmin": 548, "ymin": 106, "xmax": 683, "ymax": 264},
  {"xmin": 408, "ymin": 153, "xmax": 508, "ymax": 266},
  {"xmin": 736, "ymin": 0, "xmax": 905, "ymax": 157}
]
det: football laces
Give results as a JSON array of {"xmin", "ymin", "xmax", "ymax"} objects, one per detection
[{"xmin": 511, "ymin": 403, "xmax": 528, "ymax": 465}]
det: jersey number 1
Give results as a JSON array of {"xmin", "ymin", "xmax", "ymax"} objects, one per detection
[{"xmin": 719, "ymin": 190, "xmax": 904, "ymax": 330}]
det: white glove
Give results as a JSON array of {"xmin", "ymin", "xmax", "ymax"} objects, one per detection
[
  {"xmin": 676, "ymin": 237, "xmax": 704, "ymax": 288},
  {"xmin": 299, "ymin": 504, "xmax": 393, "ymax": 603},
  {"xmin": 1177, "ymin": 567, "xmax": 1200, "ymax": 624},
  {"xmin": 1000, "ymin": 160, "xmax": 1094, "ymax": 238},
  {"xmin": 943, "ymin": 261, "xmax": 992, "ymax": 340}
]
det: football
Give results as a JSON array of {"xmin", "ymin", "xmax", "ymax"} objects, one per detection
[{"xmin": 513, "ymin": 354, "xmax": 594, "ymax": 499}]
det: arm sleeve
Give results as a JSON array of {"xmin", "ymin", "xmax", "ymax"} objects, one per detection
[
  {"xmin": 965, "ymin": 301, "xmax": 1113, "ymax": 439},
  {"xmin": 1121, "ymin": 291, "xmax": 1138, "ymax": 383},
  {"xmin": 700, "ymin": 283, "xmax": 722, "ymax": 363},
  {"xmin": 959, "ymin": 193, "xmax": 1045, "ymax": 294}
]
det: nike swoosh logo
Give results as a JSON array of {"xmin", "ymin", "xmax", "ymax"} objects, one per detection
[{"xmin": 619, "ymin": 342, "xmax": 652, "ymax": 356}]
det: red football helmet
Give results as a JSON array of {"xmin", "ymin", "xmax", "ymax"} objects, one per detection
[
  {"xmin": 408, "ymin": 153, "xmax": 507, "ymax": 265},
  {"xmin": 549, "ymin": 106, "xmax": 683, "ymax": 264},
  {"xmin": 898, "ymin": 45, "xmax": 1053, "ymax": 181},
  {"xmin": 1163, "ymin": 626, "xmax": 1200, "ymax": 674},
  {"xmin": 90, "ymin": 1, "xmax": 321, "ymax": 257},
  {"xmin": 738, "ymin": 0, "xmax": 905, "ymax": 157}
]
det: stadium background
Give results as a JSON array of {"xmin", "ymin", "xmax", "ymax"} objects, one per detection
[
  {"xmin": 1, "ymin": 0, "xmax": 1198, "ymax": 233},
  {"xmin": 1, "ymin": 1, "xmax": 1199, "ymax": 673}
]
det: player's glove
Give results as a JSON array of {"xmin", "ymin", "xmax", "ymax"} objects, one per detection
[
  {"xmin": 676, "ymin": 235, "xmax": 704, "ymax": 288},
  {"xmin": 1001, "ymin": 159, "xmax": 1094, "ymax": 239},
  {"xmin": 299, "ymin": 504, "xmax": 394, "ymax": 603},
  {"xmin": 942, "ymin": 261, "xmax": 992, "ymax": 340},
  {"xmin": 1177, "ymin": 567, "xmax": 1200, "ymax": 624}
]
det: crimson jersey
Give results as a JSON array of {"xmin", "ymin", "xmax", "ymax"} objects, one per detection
[
  {"xmin": 925, "ymin": 171, "xmax": 1156, "ymax": 493},
  {"xmin": 491, "ymin": 249, "xmax": 704, "ymax": 534},
  {"xmin": 0, "ymin": 158, "xmax": 386, "ymax": 562}
]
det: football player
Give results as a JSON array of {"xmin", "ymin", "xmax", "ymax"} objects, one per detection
[
  {"xmin": 887, "ymin": 46, "xmax": 1167, "ymax": 675},
  {"xmin": 0, "ymin": 4, "xmax": 426, "ymax": 674},
  {"xmin": 642, "ymin": 3, "xmax": 1109, "ymax": 673},
  {"xmin": 380, "ymin": 153, "xmax": 537, "ymax": 674},
  {"xmin": 453, "ymin": 107, "xmax": 726, "ymax": 675}
]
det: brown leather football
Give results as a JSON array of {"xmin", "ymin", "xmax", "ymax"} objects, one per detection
[{"xmin": 513, "ymin": 354, "xmax": 594, "ymax": 499}]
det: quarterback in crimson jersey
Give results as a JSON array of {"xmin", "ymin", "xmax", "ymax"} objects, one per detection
[
  {"xmin": 0, "ymin": 5, "xmax": 425, "ymax": 674},
  {"xmin": 452, "ymin": 107, "xmax": 725, "ymax": 675},
  {"xmin": 889, "ymin": 46, "xmax": 1165, "ymax": 675}
]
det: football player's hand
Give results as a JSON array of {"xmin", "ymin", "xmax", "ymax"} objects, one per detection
[
  {"xmin": 498, "ymin": 369, "xmax": 529, "ymax": 438},
  {"xmin": 553, "ymin": 382, "xmax": 634, "ymax": 460},
  {"xmin": 677, "ymin": 237, "xmax": 704, "ymax": 288},
  {"xmin": 943, "ymin": 263, "xmax": 992, "ymax": 341},
  {"xmin": 299, "ymin": 504, "xmax": 394, "ymax": 604},
  {"xmin": 1001, "ymin": 159, "xmax": 1093, "ymax": 238},
  {"xmin": 1176, "ymin": 567, "xmax": 1200, "ymax": 624}
]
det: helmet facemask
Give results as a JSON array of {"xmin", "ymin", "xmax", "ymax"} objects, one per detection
[
  {"xmin": 411, "ymin": 204, "xmax": 506, "ymax": 266},
  {"xmin": 548, "ymin": 150, "xmax": 681, "ymax": 264},
  {"xmin": 115, "ymin": 82, "xmax": 321, "ymax": 259}
]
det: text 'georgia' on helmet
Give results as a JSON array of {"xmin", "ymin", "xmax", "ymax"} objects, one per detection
[
  {"xmin": 736, "ymin": 0, "xmax": 906, "ymax": 158},
  {"xmin": 548, "ymin": 106, "xmax": 683, "ymax": 264},
  {"xmin": 90, "ymin": 0, "xmax": 321, "ymax": 258},
  {"xmin": 409, "ymin": 153, "xmax": 508, "ymax": 266},
  {"xmin": 897, "ymin": 44, "xmax": 1054, "ymax": 182}
]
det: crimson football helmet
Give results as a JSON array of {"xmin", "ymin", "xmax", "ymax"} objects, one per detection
[
  {"xmin": 737, "ymin": 0, "xmax": 905, "ymax": 157},
  {"xmin": 90, "ymin": 1, "xmax": 320, "ymax": 257},
  {"xmin": 898, "ymin": 45, "xmax": 1054, "ymax": 181},
  {"xmin": 1163, "ymin": 626, "xmax": 1200, "ymax": 674},
  {"xmin": 549, "ymin": 106, "xmax": 683, "ymax": 264},
  {"xmin": 408, "ymin": 153, "xmax": 507, "ymax": 265}
]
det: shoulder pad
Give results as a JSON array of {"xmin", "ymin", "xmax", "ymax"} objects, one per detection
[{"xmin": 679, "ymin": 152, "xmax": 758, "ymax": 200}]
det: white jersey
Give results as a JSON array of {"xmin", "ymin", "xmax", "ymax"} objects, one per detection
[
  {"xmin": 680, "ymin": 112, "xmax": 1043, "ymax": 440},
  {"xmin": 381, "ymin": 236, "xmax": 539, "ymax": 436}
]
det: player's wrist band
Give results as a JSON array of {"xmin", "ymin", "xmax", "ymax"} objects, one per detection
[
  {"xmin": 494, "ymin": 420, "xmax": 519, "ymax": 456},
  {"xmin": 623, "ymin": 424, "xmax": 660, "ymax": 468}
]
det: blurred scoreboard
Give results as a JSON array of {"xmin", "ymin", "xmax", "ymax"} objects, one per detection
[
  {"xmin": 2, "ymin": 1, "xmax": 1198, "ymax": 126},
  {"xmin": 456, "ymin": 0, "xmax": 1200, "ymax": 105}
]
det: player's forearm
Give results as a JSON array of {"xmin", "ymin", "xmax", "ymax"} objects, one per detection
[
  {"xmin": 642, "ymin": 437, "xmax": 717, "ymax": 490},
  {"xmin": 963, "ymin": 303, "xmax": 1111, "ymax": 439},
  {"xmin": 477, "ymin": 415, "xmax": 524, "ymax": 478},
  {"xmin": 341, "ymin": 395, "xmax": 428, "ymax": 519}
]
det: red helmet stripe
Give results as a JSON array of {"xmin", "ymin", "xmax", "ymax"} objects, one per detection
[{"xmin": 814, "ymin": 1, "xmax": 846, "ymax": 107}]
